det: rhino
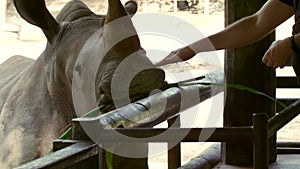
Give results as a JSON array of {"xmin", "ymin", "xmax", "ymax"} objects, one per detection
[{"xmin": 0, "ymin": 0, "xmax": 166, "ymax": 168}]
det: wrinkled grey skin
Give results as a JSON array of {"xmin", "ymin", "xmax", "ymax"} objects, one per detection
[{"xmin": 0, "ymin": 0, "xmax": 165, "ymax": 168}]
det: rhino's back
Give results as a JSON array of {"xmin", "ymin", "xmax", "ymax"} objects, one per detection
[{"xmin": 0, "ymin": 55, "xmax": 34, "ymax": 89}]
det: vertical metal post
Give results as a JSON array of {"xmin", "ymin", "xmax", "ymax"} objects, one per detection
[
  {"xmin": 253, "ymin": 113, "xmax": 269, "ymax": 169},
  {"xmin": 168, "ymin": 116, "xmax": 181, "ymax": 169}
]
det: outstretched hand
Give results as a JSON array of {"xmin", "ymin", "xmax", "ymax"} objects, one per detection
[
  {"xmin": 155, "ymin": 46, "xmax": 196, "ymax": 66},
  {"xmin": 262, "ymin": 38, "xmax": 293, "ymax": 69}
]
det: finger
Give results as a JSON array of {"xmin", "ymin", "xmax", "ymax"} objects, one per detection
[
  {"xmin": 266, "ymin": 63, "xmax": 273, "ymax": 67},
  {"xmin": 262, "ymin": 51, "xmax": 270, "ymax": 64},
  {"xmin": 264, "ymin": 60, "xmax": 274, "ymax": 67},
  {"xmin": 262, "ymin": 57, "xmax": 268, "ymax": 64}
]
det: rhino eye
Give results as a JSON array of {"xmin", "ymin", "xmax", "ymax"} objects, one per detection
[{"xmin": 75, "ymin": 65, "xmax": 81, "ymax": 75}]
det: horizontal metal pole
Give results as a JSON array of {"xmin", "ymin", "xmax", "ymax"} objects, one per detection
[
  {"xmin": 277, "ymin": 148, "xmax": 300, "ymax": 154},
  {"xmin": 53, "ymin": 139, "xmax": 79, "ymax": 152},
  {"xmin": 276, "ymin": 76, "xmax": 299, "ymax": 88},
  {"xmin": 16, "ymin": 141, "xmax": 98, "ymax": 169},
  {"xmin": 277, "ymin": 142, "xmax": 300, "ymax": 154},
  {"xmin": 87, "ymin": 127, "xmax": 253, "ymax": 143},
  {"xmin": 268, "ymin": 100, "xmax": 300, "ymax": 137},
  {"xmin": 75, "ymin": 71, "xmax": 224, "ymax": 129},
  {"xmin": 178, "ymin": 143, "xmax": 221, "ymax": 169},
  {"xmin": 277, "ymin": 141, "xmax": 300, "ymax": 148}
]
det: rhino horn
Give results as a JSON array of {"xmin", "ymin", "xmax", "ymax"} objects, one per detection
[{"xmin": 14, "ymin": 0, "xmax": 59, "ymax": 43}]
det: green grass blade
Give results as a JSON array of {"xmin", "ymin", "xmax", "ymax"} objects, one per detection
[{"xmin": 106, "ymin": 151, "xmax": 114, "ymax": 169}]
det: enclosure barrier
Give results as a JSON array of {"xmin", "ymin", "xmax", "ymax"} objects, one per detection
[{"xmin": 16, "ymin": 71, "xmax": 300, "ymax": 169}]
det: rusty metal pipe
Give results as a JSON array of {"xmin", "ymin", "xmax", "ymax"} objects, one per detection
[
  {"xmin": 277, "ymin": 142, "xmax": 300, "ymax": 154},
  {"xmin": 277, "ymin": 147, "xmax": 300, "ymax": 154},
  {"xmin": 277, "ymin": 141, "xmax": 300, "ymax": 148},
  {"xmin": 75, "ymin": 71, "xmax": 224, "ymax": 129},
  {"xmin": 16, "ymin": 141, "xmax": 98, "ymax": 169}
]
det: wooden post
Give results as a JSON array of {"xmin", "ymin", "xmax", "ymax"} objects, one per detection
[
  {"xmin": 253, "ymin": 113, "xmax": 269, "ymax": 169},
  {"xmin": 223, "ymin": 0, "xmax": 276, "ymax": 165}
]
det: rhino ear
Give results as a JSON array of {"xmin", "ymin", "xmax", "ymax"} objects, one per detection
[
  {"xmin": 14, "ymin": 0, "xmax": 59, "ymax": 42},
  {"xmin": 124, "ymin": 0, "xmax": 138, "ymax": 15},
  {"xmin": 106, "ymin": 0, "xmax": 138, "ymax": 22}
]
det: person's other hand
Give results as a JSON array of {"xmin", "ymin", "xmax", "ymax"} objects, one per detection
[
  {"xmin": 155, "ymin": 46, "xmax": 196, "ymax": 66},
  {"xmin": 262, "ymin": 38, "xmax": 293, "ymax": 69}
]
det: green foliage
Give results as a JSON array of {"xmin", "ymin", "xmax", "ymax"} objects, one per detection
[
  {"xmin": 106, "ymin": 151, "xmax": 114, "ymax": 169},
  {"xmin": 183, "ymin": 82, "xmax": 287, "ymax": 109}
]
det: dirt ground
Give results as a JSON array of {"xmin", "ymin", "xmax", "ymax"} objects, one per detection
[{"xmin": 1, "ymin": 1, "xmax": 300, "ymax": 168}]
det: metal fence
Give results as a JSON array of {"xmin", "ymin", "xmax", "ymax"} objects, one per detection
[{"xmin": 16, "ymin": 71, "xmax": 300, "ymax": 169}]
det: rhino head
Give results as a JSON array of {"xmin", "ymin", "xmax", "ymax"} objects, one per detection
[
  {"xmin": 14, "ymin": 0, "xmax": 166, "ymax": 114},
  {"xmin": 96, "ymin": 0, "xmax": 167, "ymax": 108}
]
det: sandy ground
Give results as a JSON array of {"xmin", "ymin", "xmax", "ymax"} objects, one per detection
[{"xmin": 1, "ymin": 3, "xmax": 300, "ymax": 168}]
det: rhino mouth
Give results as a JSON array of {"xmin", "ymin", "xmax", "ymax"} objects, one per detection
[
  {"xmin": 128, "ymin": 68, "xmax": 166, "ymax": 101},
  {"xmin": 97, "ymin": 67, "xmax": 166, "ymax": 109}
]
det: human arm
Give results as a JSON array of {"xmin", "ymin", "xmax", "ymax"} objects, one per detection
[{"xmin": 156, "ymin": 0, "xmax": 294, "ymax": 66}]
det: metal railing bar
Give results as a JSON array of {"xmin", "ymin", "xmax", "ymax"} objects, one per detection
[
  {"xmin": 16, "ymin": 141, "xmax": 98, "ymax": 169},
  {"xmin": 268, "ymin": 100, "xmax": 300, "ymax": 137},
  {"xmin": 276, "ymin": 76, "xmax": 299, "ymax": 88},
  {"xmin": 277, "ymin": 142, "xmax": 300, "ymax": 154},
  {"xmin": 74, "ymin": 72, "xmax": 224, "ymax": 130},
  {"xmin": 277, "ymin": 142, "xmax": 300, "ymax": 148},
  {"xmin": 277, "ymin": 147, "xmax": 300, "ymax": 154},
  {"xmin": 87, "ymin": 127, "xmax": 253, "ymax": 143},
  {"xmin": 74, "ymin": 86, "xmax": 212, "ymax": 129},
  {"xmin": 178, "ymin": 143, "xmax": 221, "ymax": 169},
  {"xmin": 53, "ymin": 139, "xmax": 79, "ymax": 152}
]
